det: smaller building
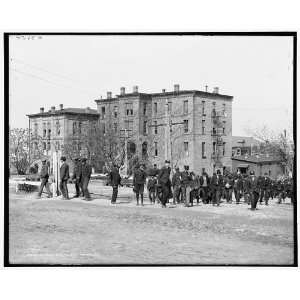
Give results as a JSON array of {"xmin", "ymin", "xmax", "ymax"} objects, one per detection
[
  {"xmin": 232, "ymin": 154, "xmax": 284, "ymax": 178},
  {"xmin": 232, "ymin": 136, "xmax": 260, "ymax": 157}
]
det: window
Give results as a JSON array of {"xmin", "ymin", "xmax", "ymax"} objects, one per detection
[
  {"xmin": 202, "ymin": 168, "xmax": 205, "ymax": 174},
  {"xmin": 101, "ymin": 107, "xmax": 106, "ymax": 119},
  {"xmin": 34, "ymin": 123, "xmax": 38, "ymax": 135},
  {"xmin": 223, "ymin": 103, "xmax": 226, "ymax": 115},
  {"xmin": 154, "ymin": 102, "xmax": 158, "ymax": 115},
  {"xmin": 48, "ymin": 129, "xmax": 51, "ymax": 138},
  {"xmin": 143, "ymin": 121, "xmax": 147, "ymax": 135},
  {"xmin": 43, "ymin": 123, "xmax": 46, "ymax": 137},
  {"xmin": 154, "ymin": 121, "xmax": 158, "ymax": 134},
  {"xmin": 213, "ymin": 142, "xmax": 216, "ymax": 155},
  {"xmin": 202, "ymin": 142, "xmax": 206, "ymax": 158},
  {"xmin": 114, "ymin": 123, "xmax": 118, "ymax": 133},
  {"xmin": 222, "ymin": 121, "xmax": 226, "ymax": 135},
  {"xmin": 43, "ymin": 142, "xmax": 46, "ymax": 150},
  {"xmin": 168, "ymin": 102, "xmax": 172, "ymax": 114},
  {"xmin": 202, "ymin": 120, "xmax": 205, "ymax": 135},
  {"xmin": 73, "ymin": 122, "xmax": 77, "ymax": 135},
  {"xmin": 103, "ymin": 123, "xmax": 106, "ymax": 135},
  {"xmin": 183, "ymin": 100, "xmax": 188, "ymax": 114},
  {"xmin": 114, "ymin": 106, "xmax": 118, "ymax": 118},
  {"xmin": 142, "ymin": 142, "xmax": 148, "ymax": 157},
  {"xmin": 78, "ymin": 122, "xmax": 82, "ymax": 134},
  {"xmin": 56, "ymin": 121, "xmax": 60, "ymax": 136},
  {"xmin": 126, "ymin": 103, "xmax": 133, "ymax": 116},
  {"xmin": 183, "ymin": 120, "xmax": 189, "ymax": 133},
  {"xmin": 202, "ymin": 101, "xmax": 206, "ymax": 115},
  {"xmin": 212, "ymin": 127, "xmax": 217, "ymax": 135},
  {"xmin": 55, "ymin": 141, "xmax": 60, "ymax": 150},
  {"xmin": 184, "ymin": 142, "xmax": 189, "ymax": 156},
  {"xmin": 223, "ymin": 142, "xmax": 226, "ymax": 156},
  {"xmin": 47, "ymin": 141, "xmax": 51, "ymax": 151},
  {"xmin": 125, "ymin": 120, "xmax": 133, "ymax": 131},
  {"xmin": 154, "ymin": 142, "xmax": 158, "ymax": 156},
  {"xmin": 143, "ymin": 103, "xmax": 147, "ymax": 115}
]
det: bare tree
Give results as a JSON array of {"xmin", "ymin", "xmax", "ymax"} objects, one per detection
[
  {"xmin": 245, "ymin": 125, "xmax": 294, "ymax": 175},
  {"xmin": 9, "ymin": 127, "xmax": 44, "ymax": 175}
]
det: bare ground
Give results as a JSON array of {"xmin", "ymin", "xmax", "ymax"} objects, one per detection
[{"xmin": 8, "ymin": 184, "xmax": 295, "ymax": 265}]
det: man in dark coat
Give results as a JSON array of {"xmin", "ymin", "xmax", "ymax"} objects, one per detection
[
  {"xmin": 59, "ymin": 156, "xmax": 70, "ymax": 199},
  {"xmin": 72, "ymin": 158, "xmax": 82, "ymax": 197},
  {"xmin": 199, "ymin": 171, "xmax": 210, "ymax": 204},
  {"xmin": 180, "ymin": 165, "xmax": 193, "ymax": 207},
  {"xmin": 171, "ymin": 167, "xmax": 182, "ymax": 204},
  {"xmin": 210, "ymin": 170, "xmax": 223, "ymax": 206},
  {"xmin": 260, "ymin": 172, "xmax": 271, "ymax": 205},
  {"xmin": 109, "ymin": 164, "xmax": 121, "ymax": 204},
  {"xmin": 133, "ymin": 163, "xmax": 147, "ymax": 205},
  {"xmin": 38, "ymin": 158, "xmax": 52, "ymax": 198},
  {"xmin": 147, "ymin": 175, "xmax": 157, "ymax": 204},
  {"xmin": 233, "ymin": 170, "xmax": 243, "ymax": 204},
  {"xmin": 249, "ymin": 170, "xmax": 260, "ymax": 210},
  {"xmin": 81, "ymin": 158, "xmax": 92, "ymax": 200},
  {"xmin": 157, "ymin": 160, "xmax": 171, "ymax": 208},
  {"xmin": 224, "ymin": 174, "xmax": 233, "ymax": 203}
]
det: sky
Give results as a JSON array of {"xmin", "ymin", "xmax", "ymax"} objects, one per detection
[{"xmin": 9, "ymin": 34, "xmax": 294, "ymax": 136}]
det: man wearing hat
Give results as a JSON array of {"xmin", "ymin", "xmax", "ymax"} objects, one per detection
[
  {"xmin": 249, "ymin": 170, "xmax": 260, "ymax": 210},
  {"xmin": 180, "ymin": 165, "xmax": 193, "ymax": 207},
  {"xmin": 59, "ymin": 156, "xmax": 70, "ymax": 199},
  {"xmin": 259, "ymin": 172, "xmax": 271, "ymax": 205},
  {"xmin": 37, "ymin": 158, "xmax": 52, "ymax": 198},
  {"xmin": 72, "ymin": 158, "xmax": 82, "ymax": 198},
  {"xmin": 109, "ymin": 163, "xmax": 121, "ymax": 204},
  {"xmin": 81, "ymin": 158, "xmax": 92, "ymax": 200},
  {"xmin": 157, "ymin": 160, "xmax": 171, "ymax": 207},
  {"xmin": 133, "ymin": 163, "xmax": 147, "ymax": 205},
  {"xmin": 210, "ymin": 170, "xmax": 223, "ymax": 206},
  {"xmin": 171, "ymin": 166, "xmax": 182, "ymax": 204}
]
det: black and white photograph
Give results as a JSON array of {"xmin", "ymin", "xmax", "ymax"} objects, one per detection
[{"xmin": 5, "ymin": 32, "xmax": 296, "ymax": 266}]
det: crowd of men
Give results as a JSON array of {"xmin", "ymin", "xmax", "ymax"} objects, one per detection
[
  {"xmin": 38, "ymin": 156, "xmax": 92, "ymax": 201},
  {"xmin": 37, "ymin": 156, "xmax": 294, "ymax": 211},
  {"xmin": 121, "ymin": 160, "xmax": 294, "ymax": 210}
]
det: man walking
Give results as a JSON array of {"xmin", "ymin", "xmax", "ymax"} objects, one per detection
[
  {"xmin": 233, "ymin": 170, "xmax": 243, "ymax": 204},
  {"xmin": 81, "ymin": 158, "xmax": 92, "ymax": 201},
  {"xmin": 37, "ymin": 158, "xmax": 52, "ymax": 198},
  {"xmin": 260, "ymin": 172, "xmax": 271, "ymax": 205},
  {"xmin": 109, "ymin": 164, "xmax": 121, "ymax": 204},
  {"xmin": 210, "ymin": 170, "xmax": 223, "ymax": 206},
  {"xmin": 157, "ymin": 160, "xmax": 171, "ymax": 208},
  {"xmin": 59, "ymin": 156, "xmax": 70, "ymax": 199},
  {"xmin": 199, "ymin": 171, "xmax": 210, "ymax": 204},
  {"xmin": 133, "ymin": 163, "xmax": 147, "ymax": 206},
  {"xmin": 224, "ymin": 174, "xmax": 233, "ymax": 203},
  {"xmin": 171, "ymin": 167, "xmax": 182, "ymax": 204},
  {"xmin": 72, "ymin": 158, "xmax": 82, "ymax": 198},
  {"xmin": 249, "ymin": 170, "xmax": 260, "ymax": 210},
  {"xmin": 181, "ymin": 165, "xmax": 193, "ymax": 207}
]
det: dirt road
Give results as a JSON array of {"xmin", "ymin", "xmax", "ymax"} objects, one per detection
[{"xmin": 9, "ymin": 189, "xmax": 295, "ymax": 265}]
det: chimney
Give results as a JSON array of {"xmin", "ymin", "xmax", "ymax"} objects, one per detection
[
  {"xmin": 205, "ymin": 85, "xmax": 208, "ymax": 92},
  {"xmin": 51, "ymin": 106, "xmax": 55, "ymax": 112},
  {"xmin": 174, "ymin": 84, "xmax": 180, "ymax": 93},
  {"xmin": 59, "ymin": 104, "xmax": 63, "ymax": 110},
  {"xmin": 133, "ymin": 85, "xmax": 139, "ymax": 93},
  {"xmin": 213, "ymin": 87, "xmax": 219, "ymax": 94},
  {"xmin": 162, "ymin": 89, "xmax": 166, "ymax": 93},
  {"xmin": 40, "ymin": 107, "xmax": 44, "ymax": 113},
  {"xmin": 120, "ymin": 87, "xmax": 126, "ymax": 95},
  {"xmin": 107, "ymin": 91, "xmax": 112, "ymax": 99}
]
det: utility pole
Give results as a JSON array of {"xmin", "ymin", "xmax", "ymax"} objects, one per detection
[{"xmin": 120, "ymin": 128, "xmax": 132, "ymax": 176}]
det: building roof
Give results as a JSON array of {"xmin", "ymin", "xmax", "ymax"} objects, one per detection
[
  {"xmin": 27, "ymin": 107, "xmax": 99, "ymax": 118},
  {"xmin": 232, "ymin": 136, "xmax": 261, "ymax": 148},
  {"xmin": 232, "ymin": 154, "xmax": 282, "ymax": 164},
  {"xmin": 95, "ymin": 89, "xmax": 233, "ymax": 103}
]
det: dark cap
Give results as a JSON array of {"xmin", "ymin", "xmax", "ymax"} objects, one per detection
[
  {"xmin": 165, "ymin": 160, "xmax": 170, "ymax": 164},
  {"xmin": 153, "ymin": 164, "xmax": 157, "ymax": 167},
  {"xmin": 184, "ymin": 165, "xmax": 189, "ymax": 170},
  {"xmin": 216, "ymin": 170, "xmax": 221, "ymax": 175},
  {"xmin": 60, "ymin": 156, "xmax": 66, "ymax": 161},
  {"xmin": 81, "ymin": 158, "xmax": 87, "ymax": 162},
  {"xmin": 175, "ymin": 167, "xmax": 179, "ymax": 170}
]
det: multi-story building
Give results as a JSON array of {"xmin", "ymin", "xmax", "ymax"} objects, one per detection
[
  {"xmin": 27, "ymin": 104, "xmax": 99, "ymax": 164},
  {"xmin": 232, "ymin": 136, "xmax": 260, "ymax": 157},
  {"xmin": 95, "ymin": 84, "xmax": 233, "ymax": 175}
]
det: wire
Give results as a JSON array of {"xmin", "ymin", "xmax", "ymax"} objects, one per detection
[{"xmin": 10, "ymin": 67, "xmax": 98, "ymax": 97}]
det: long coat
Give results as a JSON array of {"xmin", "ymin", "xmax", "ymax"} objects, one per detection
[{"xmin": 60, "ymin": 162, "xmax": 70, "ymax": 181}]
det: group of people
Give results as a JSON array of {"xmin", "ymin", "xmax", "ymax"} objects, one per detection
[
  {"xmin": 38, "ymin": 156, "xmax": 92, "ymax": 200},
  {"xmin": 108, "ymin": 160, "xmax": 294, "ymax": 211}
]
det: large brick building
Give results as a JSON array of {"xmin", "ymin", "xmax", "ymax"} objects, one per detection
[
  {"xmin": 95, "ymin": 85, "xmax": 233, "ymax": 175},
  {"xmin": 27, "ymin": 104, "xmax": 99, "ymax": 164}
]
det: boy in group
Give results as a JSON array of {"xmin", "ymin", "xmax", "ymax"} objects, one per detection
[{"xmin": 147, "ymin": 174, "xmax": 157, "ymax": 204}]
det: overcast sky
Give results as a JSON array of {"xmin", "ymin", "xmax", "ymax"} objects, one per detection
[{"xmin": 9, "ymin": 34, "xmax": 293, "ymax": 136}]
